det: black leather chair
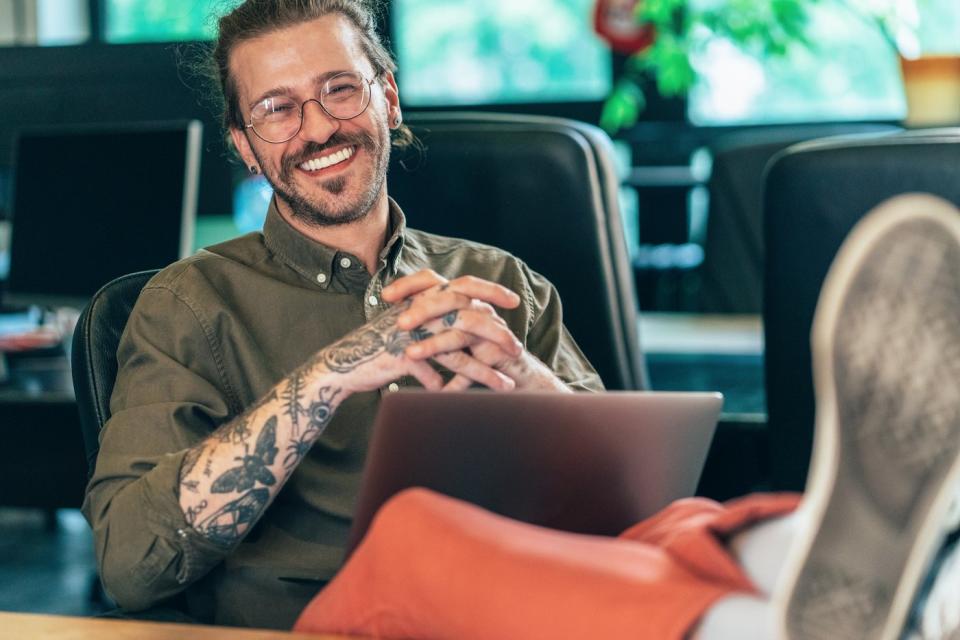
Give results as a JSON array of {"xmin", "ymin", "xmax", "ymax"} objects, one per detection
[
  {"xmin": 763, "ymin": 128, "xmax": 960, "ymax": 490},
  {"xmin": 72, "ymin": 269, "xmax": 158, "ymax": 477},
  {"xmin": 700, "ymin": 124, "xmax": 900, "ymax": 313},
  {"xmin": 391, "ymin": 112, "xmax": 647, "ymax": 390}
]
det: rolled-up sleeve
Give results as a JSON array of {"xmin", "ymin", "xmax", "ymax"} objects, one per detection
[
  {"xmin": 81, "ymin": 283, "xmax": 241, "ymax": 611},
  {"xmin": 516, "ymin": 260, "xmax": 605, "ymax": 393}
]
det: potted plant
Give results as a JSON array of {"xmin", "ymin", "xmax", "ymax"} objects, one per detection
[
  {"xmin": 595, "ymin": 0, "xmax": 960, "ymax": 132},
  {"xmin": 595, "ymin": 0, "xmax": 820, "ymax": 133}
]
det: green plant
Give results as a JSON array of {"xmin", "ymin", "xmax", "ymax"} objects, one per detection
[{"xmin": 600, "ymin": 0, "xmax": 821, "ymax": 132}]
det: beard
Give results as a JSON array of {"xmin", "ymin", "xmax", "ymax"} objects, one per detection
[{"xmin": 254, "ymin": 122, "xmax": 391, "ymax": 228}]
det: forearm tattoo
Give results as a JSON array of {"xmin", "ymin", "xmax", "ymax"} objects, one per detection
[
  {"xmin": 283, "ymin": 385, "xmax": 341, "ymax": 470},
  {"xmin": 181, "ymin": 375, "xmax": 344, "ymax": 546},
  {"xmin": 321, "ymin": 300, "xmax": 423, "ymax": 372}
]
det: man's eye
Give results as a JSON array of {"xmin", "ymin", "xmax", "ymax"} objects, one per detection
[{"xmin": 327, "ymin": 84, "xmax": 359, "ymax": 96}]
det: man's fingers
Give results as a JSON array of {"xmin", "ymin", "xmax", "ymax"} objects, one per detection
[
  {"xmin": 382, "ymin": 269, "xmax": 448, "ymax": 302},
  {"xmin": 406, "ymin": 329, "xmax": 475, "ymax": 360},
  {"xmin": 407, "ymin": 312, "xmax": 521, "ymax": 359},
  {"xmin": 396, "ymin": 289, "xmax": 475, "ymax": 330},
  {"xmin": 433, "ymin": 351, "xmax": 515, "ymax": 391},
  {"xmin": 407, "ymin": 360, "xmax": 444, "ymax": 391},
  {"xmin": 442, "ymin": 374, "xmax": 474, "ymax": 392},
  {"xmin": 448, "ymin": 276, "xmax": 521, "ymax": 310}
]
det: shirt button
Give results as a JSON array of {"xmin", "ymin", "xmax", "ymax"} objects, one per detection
[
  {"xmin": 316, "ymin": 272, "xmax": 327, "ymax": 284},
  {"xmin": 367, "ymin": 295, "xmax": 379, "ymax": 306},
  {"xmin": 388, "ymin": 383, "xmax": 400, "ymax": 393},
  {"xmin": 339, "ymin": 257, "xmax": 352, "ymax": 269}
]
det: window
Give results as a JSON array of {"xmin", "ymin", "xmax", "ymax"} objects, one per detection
[
  {"xmin": 689, "ymin": 0, "xmax": 960, "ymax": 125},
  {"xmin": 689, "ymin": 3, "xmax": 906, "ymax": 125},
  {"xmin": 393, "ymin": 0, "xmax": 612, "ymax": 106},
  {"xmin": 104, "ymin": 0, "xmax": 240, "ymax": 43}
]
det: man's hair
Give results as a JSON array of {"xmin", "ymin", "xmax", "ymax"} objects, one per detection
[{"xmin": 207, "ymin": 0, "xmax": 413, "ymax": 148}]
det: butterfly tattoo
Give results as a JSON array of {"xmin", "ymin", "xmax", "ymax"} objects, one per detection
[{"xmin": 211, "ymin": 416, "xmax": 279, "ymax": 494}]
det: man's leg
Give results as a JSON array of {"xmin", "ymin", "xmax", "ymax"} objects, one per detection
[
  {"xmin": 295, "ymin": 488, "xmax": 797, "ymax": 640},
  {"xmin": 772, "ymin": 194, "xmax": 960, "ymax": 640}
]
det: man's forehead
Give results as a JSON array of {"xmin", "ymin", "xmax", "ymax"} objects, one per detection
[{"xmin": 229, "ymin": 14, "xmax": 373, "ymax": 102}]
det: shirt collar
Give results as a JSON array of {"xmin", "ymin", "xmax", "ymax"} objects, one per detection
[{"xmin": 262, "ymin": 196, "xmax": 407, "ymax": 289}]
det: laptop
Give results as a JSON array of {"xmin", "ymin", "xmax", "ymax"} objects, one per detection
[{"xmin": 346, "ymin": 390, "xmax": 722, "ymax": 555}]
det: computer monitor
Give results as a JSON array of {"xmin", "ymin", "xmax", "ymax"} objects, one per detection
[
  {"xmin": 5, "ymin": 120, "xmax": 201, "ymax": 308},
  {"xmin": 392, "ymin": 0, "xmax": 612, "ymax": 108}
]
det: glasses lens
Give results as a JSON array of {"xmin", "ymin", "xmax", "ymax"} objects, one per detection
[
  {"xmin": 321, "ymin": 72, "xmax": 370, "ymax": 119},
  {"xmin": 251, "ymin": 97, "xmax": 301, "ymax": 143}
]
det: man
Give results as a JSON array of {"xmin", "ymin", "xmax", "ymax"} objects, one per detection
[{"xmin": 82, "ymin": 0, "xmax": 602, "ymax": 629}]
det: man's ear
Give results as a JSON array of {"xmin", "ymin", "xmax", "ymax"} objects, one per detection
[
  {"xmin": 229, "ymin": 126, "xmax": 259, "ymax": 171},
  {"xmin": 381, "ymin": 71, "xmax": 402, "ymax": 128}
]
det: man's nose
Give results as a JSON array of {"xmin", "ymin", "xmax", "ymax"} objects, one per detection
[{"xmin": 297, "ymin": 99, "xmax": 340, "ymax": 144}]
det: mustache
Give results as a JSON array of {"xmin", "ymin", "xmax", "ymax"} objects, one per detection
[{"xmin": 282, "ymin": 130, "xmax": 379, "ymax": 174}]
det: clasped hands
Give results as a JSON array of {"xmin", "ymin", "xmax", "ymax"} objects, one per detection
[{"xmin": 323, "ymin": 269, "xmax": 567, "ymax": 394}]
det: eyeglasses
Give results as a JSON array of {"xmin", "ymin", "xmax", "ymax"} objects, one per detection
[{"xmin": 245, "ymin": 71, "xmax": 375, "ymax": 144}]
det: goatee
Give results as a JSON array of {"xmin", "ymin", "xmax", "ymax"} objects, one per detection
[{"xmin": 258, "ymin": 128, "xmax": 389, "ymax": 228}]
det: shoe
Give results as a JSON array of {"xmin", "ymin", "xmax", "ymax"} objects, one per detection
[
  {"xmin": 774, "ymin": 193, "xmax": 960, "ymax": 640},
  {"xmin": 904, "ymin": 532, "xmax": 960, "ymax": 640}
]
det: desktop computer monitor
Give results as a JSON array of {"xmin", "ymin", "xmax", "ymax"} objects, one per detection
[{"xmin": 5, "ymin": 120, "xmax": 201, "ymax": 308}]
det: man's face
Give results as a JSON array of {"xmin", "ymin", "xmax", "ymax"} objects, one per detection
[{"xmin": 228, "ymin": 14, "xmax": 400, "ymax": 227}]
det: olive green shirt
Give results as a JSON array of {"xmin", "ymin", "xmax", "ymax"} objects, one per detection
[{"xmin": 81, "ymin": 198, "xmax": 602, "ymax": 629}]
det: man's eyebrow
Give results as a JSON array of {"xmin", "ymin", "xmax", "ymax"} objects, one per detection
[{"xmin": 247, "ymin": 71, "xmax": 356, "ymax": 109}]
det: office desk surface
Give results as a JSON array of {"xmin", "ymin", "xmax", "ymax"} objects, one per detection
[{"xmin": 0, "ymin": 612, "xmax": 359, "ymax": 640}]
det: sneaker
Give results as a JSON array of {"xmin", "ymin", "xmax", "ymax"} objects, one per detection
[
  {"xmin": 773, "ymin": 193, "xmax": 960, "ymax": 640},
  {"xmin": 905, "ymin": 530, "xmax": 960, "ymax": 640}
]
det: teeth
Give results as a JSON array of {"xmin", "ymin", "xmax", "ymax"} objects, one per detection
[{"xmin": 300, "ymin": 146, "xmax": 355, "ymax": 172}]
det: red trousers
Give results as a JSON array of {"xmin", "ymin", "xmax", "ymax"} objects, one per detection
[{"xmin": 295, "ymin": 488, "xmax": 801, "ymax": 640}]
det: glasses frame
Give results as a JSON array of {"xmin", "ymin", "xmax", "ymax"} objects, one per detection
[{"xmin": 245, "ymin": 72, "xmax": 377, "ymax": 144}]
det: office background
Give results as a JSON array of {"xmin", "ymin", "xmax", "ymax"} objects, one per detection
[{"xmin": 0, "ymin": 0, "xmax": 958, "ymax": 622}]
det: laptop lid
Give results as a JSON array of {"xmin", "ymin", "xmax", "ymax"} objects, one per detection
[{"xmin": 346, "ymin": 390, "xmax": 722, "ymax": 556}]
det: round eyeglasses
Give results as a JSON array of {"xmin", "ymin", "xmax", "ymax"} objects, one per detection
[{"xmin": 245, "ymin": 71, "xmax": 375, "ymax": 144}]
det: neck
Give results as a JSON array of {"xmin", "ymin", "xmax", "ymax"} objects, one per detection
[{"xmin": 275, "ymin": 190, "xmax": 391, "ymax": 275}]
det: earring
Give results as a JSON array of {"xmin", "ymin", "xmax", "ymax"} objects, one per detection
[
  {"xmin": 394, "ymin": 116, "xmax": 402, "ymax": 127},
  {"xmin": 249, "ymin": 165, "xmax": 259, "ymax": 175}
]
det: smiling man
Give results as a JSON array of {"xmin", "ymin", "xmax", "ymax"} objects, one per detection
[{"xmin": 81, "ymin": 0, "xmax": 602, "ymax": 630}]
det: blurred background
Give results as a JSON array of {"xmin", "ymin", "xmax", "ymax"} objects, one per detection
[{"xmin": 0, "ymin": 0, "xmax": 958, "ymax": 620}]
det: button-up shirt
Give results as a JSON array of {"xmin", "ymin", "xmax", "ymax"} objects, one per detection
[{"xmin": 82, "ymin": 198, "xmax": 603, "ymax": 629}]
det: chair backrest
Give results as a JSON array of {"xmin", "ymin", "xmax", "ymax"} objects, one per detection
[
  {"xmin": 763, "ymin": 128, "xmax": 960, "ymax": 490},
  {"xmin": 700, "ymin": 124, "xmax": 900, "ymax": 313},
  {"xmin": 391, "ymin": 112, "xmax": 647, "ymax": 390},
  {"xmin": 71, "ymin": 269, "xmax": 158, "ymax": 478}
]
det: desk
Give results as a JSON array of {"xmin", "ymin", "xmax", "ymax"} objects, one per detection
[
  {"xmin": 0, "ymin": 612, "xmax": 358, "ymax": 640},
  {"xmin": 0, "ymin": 353, "xmax": 86, "ymax": 509}
]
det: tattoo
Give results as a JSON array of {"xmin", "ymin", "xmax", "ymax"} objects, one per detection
[
  {"xmin": 184, "ymin": 500, "xmax": 208, "ymax": 526},
  {"xmin": 213, "ymin": 415, "xmax": 251, "ymax": 445},
  {"xmin": 280, "ymin": 372, "xmax": 307, "ymax": 436},
  {"xmin": 196, "ymin": 488, "xmax": 269, "ymax": 546},
  {"xmin": 322, "ymin": 301, "xmax": 415, "ymax": 372},
  {"xmin": 211, "ymin": 416, "xmax": 279, "ymax": 494},
  {"xmin": 442, "ymin": 310, "xmax": 458, "ymax": 327},
  {"xmin": 283, "ymin": 386, "xmax": 341, "ymax": 470},
  {"xmin": 178, "ymin": 446, "xmax": 204, "ymax": 496},
  {"xmin": 410, "ymin": 326, "xmax": 433, "ymax": 341}
]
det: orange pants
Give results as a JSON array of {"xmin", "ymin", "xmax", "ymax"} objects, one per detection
[{"xmin": 295, "ymin": 488, "xmax": 801, "ymax": 640}]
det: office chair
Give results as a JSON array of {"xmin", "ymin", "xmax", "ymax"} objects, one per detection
[
  {"xmin": 700, "ymin": 124, "xmax": 900, "ymax": 313},
  {"xmin": 391, "ymin": 112, "xmax": 647, "ymax": 390},
  {"xmin": 72, "ymin": 269, "xmax": 158, "ymax": 477},
  {"xmin": 763, "ymin": 128, "xmax": 960, "ymax": 490}
]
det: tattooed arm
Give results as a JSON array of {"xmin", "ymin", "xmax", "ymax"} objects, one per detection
[{"xmin": 179, "ymin": 279, "xmax": 524, "ymax": 546}]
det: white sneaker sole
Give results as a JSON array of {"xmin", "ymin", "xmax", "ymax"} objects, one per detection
[{"xmin": 775, "ymin": 193, "xmax": 960, "ymax": 640}]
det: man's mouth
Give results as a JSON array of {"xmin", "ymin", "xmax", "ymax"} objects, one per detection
[{"xmin": 297, "ymin": 145, "xmax": 357, "ymax": 173}]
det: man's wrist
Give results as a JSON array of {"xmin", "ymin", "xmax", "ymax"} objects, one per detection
[{"xmin": 501, "ymin": 352, "xmax": 571, "ymax": 392}]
